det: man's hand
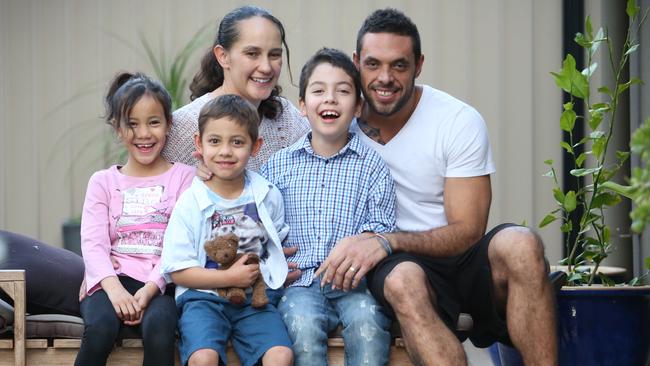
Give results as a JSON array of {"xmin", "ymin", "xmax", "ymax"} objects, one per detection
[
  {"xmin": 283, "ymin": 246, "xmax": 302, "ymax": 286},
  {"xmin": 315, "ymin": 232, "xmax": 389, "ymax": 291}
]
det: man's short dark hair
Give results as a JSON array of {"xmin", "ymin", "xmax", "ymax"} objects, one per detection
[{"xmin": 356, "ymin": 8, "xmax": 421, "ymax": 61}]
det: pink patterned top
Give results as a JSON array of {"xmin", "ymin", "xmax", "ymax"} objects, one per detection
[{"xmin": 80, "ymin": 163, "xmax": 195, "ymax": 295}]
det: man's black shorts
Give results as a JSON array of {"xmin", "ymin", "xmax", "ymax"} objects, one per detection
[{"xmin": 367, "ymin": 223, "xmax": 518, "ymax": 348}]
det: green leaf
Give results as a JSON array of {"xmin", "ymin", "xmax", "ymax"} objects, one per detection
[
  {"xmin": 598, "ymin": 86, "xmax": 612, "ymax": 97},
  {"xmin": 599, "ymin": 273, "xmax": 615, "ymax": 286},
  {"xmin": 590, "ymin": 130, "xmax": 605, "ymax": 139},
  {"xmin": 645, "ymin": 257, "xmax": 650, "ymax": 270},
  {"xmin": 616, "ymin": 151, "xmax": 630, "ymax": 163},
  {"xmin": 553, "ymin": 54, "xmax": 589, "ymax": 99},
  {"xmin": 629, "ymin": 277, "xmax": 639, "ymax": 286},
  {"xmin": 571, "ymin": 167, "xmax": 602, "ymax": 177},
  {"xmin": 568, "ymin": 273, "xmax": 583, "ymax": 283},
  {"xmin": 582, "ymin": 62, "xmax": 598, "ymax": 77},
  {"xmin": 588, "ymin": 111, "xmax": 604, "ymax": 130},
  {"xmin": 560, "ymin": 110, "xmax": 577, "ymax": 132},
  {"xmin": 590, "ymin": 28, "xmax": 605, "ymax": 57},
  {"xmin": 603, "ymin": 226, "xmax": 611, "ymax": 244},
  {"xmin": 553, "ymin": 188, "xmax": 565, "ymax": 204},
  {"xmin": 560, "ymin": 141, "xmax": 573, "ymax": 153},
  {"xmin": 625, "ymin": 43, "xmax": 640, "ymax": 56},
  {"xmin": 575, "ymin": 32, "xmax": 590, "ymax": 48},
  {"xmin": 564, "ymin": 190, "xmax": 577, "ymax": 212},
  {"xmin": 627, "ymin": 0, "xmax": 639, "ymax": 18},
  {"xmin": 591, "ymin": 192, "xmax": 622, "ymax": 208},
  {"xmin": 585, "ymin": 16, "xmax": 593, "ymax": 39},
  {"xmin": 575, "ymin": 153, "xmax": 587, "ymax": 167},
  {"xmin": 563, "ymin": 102, "xmax": 574, "ymax": 111},
  {"xmin": 539, "ymin": 214, "xmax": 557, "ymax": 228},
  {"xmin": 561, "ymin": 221, "xmax": 573, "ymax": 233},
  {"xmin": 544, "ymin": 159, "xmax": 553, "ymax": 165},
  {"xmin": 593, "ymin": 135, "xmax": 607, "ymax": 159}
]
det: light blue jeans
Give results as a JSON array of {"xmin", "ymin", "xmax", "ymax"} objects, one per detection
[{"xmin": 278, "ymin": 279, "xmax": 391, "ymax": 366}]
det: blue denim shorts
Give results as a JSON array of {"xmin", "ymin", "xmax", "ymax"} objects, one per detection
[{"xmin": 176, "ymin": 289, "xmax": 291, "ymax": 366}]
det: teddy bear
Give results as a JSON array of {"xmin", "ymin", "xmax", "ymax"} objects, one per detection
[{"xmin": 204, "ymin": 233, "xmax": 269, "ymax": 308}]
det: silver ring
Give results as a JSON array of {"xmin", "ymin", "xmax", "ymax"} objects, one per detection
[{"xmin": 349, "ymin": 266, "xmax": 357, "ymax": 273}]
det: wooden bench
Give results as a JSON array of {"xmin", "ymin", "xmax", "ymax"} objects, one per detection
[{"xmin": 0, "ymin": 269, "xmax": 418, "ymax": 365}]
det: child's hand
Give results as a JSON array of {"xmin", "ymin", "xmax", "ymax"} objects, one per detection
[
  {"xmin": 192, "ymin": 151, "xmax": 213, "ymax": 181},
  {"xmin": 123, "ymin": 282, "xmax": 160, "ymax": 326},
  {"xmin": 226, "ymin": 254, "xmax": 260, "ymax": 288},
  {"xmin": 79, "ymin": 256, "xmax": 120, "ymax": 302},
  {"xmin": 101, "ymin": 277, "xmax": 142, "ymax": 322}
]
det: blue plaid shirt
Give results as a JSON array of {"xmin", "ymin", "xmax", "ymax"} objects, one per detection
[{"xmin": 260, "ymin": 131, "xmax": 396, "ymax": 287}]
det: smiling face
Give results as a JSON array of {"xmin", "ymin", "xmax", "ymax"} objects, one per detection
[
  {"xmin": 215, "ymin": 16, "xmax": 283, "ymax": 106},
  {"xmin": 194, "ymin": 117, "xmax": 262, "ymax": 186},
  {"xmin": 300, "ymin": 62, "xmax": 361, "ymax": 154},
  {"xmin": 355, "ymin": 32, "xmax": 423, "ymax": 118},
  {"xmin": 117, "ymin": 94, "xmax": 170, "ymax": 175}
]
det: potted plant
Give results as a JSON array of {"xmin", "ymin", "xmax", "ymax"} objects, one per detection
[{"xmin": 497, "ymin": 1, "xmax": 650, "ymax": 365}]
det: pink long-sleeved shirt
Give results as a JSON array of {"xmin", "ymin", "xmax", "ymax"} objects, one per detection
[{"xmin": 81, "ymin": 163, "xmax": 194, "ymax": 295}]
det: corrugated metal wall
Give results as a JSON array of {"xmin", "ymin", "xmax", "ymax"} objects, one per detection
[{"xmin": 0, "ymin": 0, "xmax": 564, "ymax": 262}]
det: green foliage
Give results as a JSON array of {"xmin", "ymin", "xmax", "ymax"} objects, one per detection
[
  {"xmin": 139, "ymin": 25, "xmax": 210, "ymax": 110},
  {"xmin": 541, "ymin": 0, "xmax": 649, "ymax": 286}
]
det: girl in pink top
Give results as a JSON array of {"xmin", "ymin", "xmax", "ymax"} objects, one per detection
[{"xmin": 76, "ymin": 72, "xmax": 194, "ymax": 366}]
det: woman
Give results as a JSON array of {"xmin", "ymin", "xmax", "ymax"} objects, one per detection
[{"xmin": 162, "ymin": 5, "xmax": 309, "ymax": 171}]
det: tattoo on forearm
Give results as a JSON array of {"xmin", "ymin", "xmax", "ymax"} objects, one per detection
[{"xmin": 357, "ymin": 119, "xmax": 386, "ymax": 145}]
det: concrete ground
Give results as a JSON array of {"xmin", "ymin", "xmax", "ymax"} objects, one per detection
[{"xmin": 464, "ymin": 341, "xmax": 497, "ymax": 366}]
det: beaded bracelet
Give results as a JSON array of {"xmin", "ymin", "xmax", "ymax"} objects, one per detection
[{"xmin": 374, "ymin": 233, "xmax": 393, "ymax": 255}]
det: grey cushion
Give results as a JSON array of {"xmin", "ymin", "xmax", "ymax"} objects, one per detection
[{"xmin": 25, "ymin": 313, "xmax": 84, "ymax": 339}]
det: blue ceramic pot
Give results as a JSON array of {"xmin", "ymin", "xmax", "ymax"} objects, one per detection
[
  {"xmin": 497, "ymin": 286, "xmax": 650, "ymax": 366},
  {"xmin": 557, "ymin": 286, "xmax": 650, "ymax": 365}
]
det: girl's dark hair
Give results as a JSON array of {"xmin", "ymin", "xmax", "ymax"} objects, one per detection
[
  {"xmin": 189, "ymin": 5, "xmax": 291, "ymax": 119},
  {"xmin": 198, "ymin": 94, "xmax": 260, "ymax": 142},
  {"xmin": 299, "ymin": 48, "xmax": 361, "ymax": 102},
  {"xmin": 104, "ymin": 72, "xmax": 172, "ymax": 130}
]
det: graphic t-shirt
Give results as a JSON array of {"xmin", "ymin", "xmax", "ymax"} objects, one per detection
[
  {"xmin": 205, "ymin": 185, "xmax": 269, "ymax": 269},
  {"xmin": 114, "ymin": 185, "xmax": 169, "ymax": 256}
]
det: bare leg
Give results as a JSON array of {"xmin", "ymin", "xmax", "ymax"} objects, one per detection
[
  {"xmin": 188, "ymin": 348, "xmax": 219, "ymax": 366},
  {"xmin": 489, "ymin": 227, "xmax": 557, "ymax": 366},
  {"xmin": 261, "ymin": 346, "xmax": 293, "ymax": 366},
  {"xmin": 384, "ymin": 262, "xmax": 467, "ymax": 366}
]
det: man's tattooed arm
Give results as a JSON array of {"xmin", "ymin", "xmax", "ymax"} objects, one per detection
[{"xmin": 357, "ymin": 119, "xmax": 386, "ymax": 145}]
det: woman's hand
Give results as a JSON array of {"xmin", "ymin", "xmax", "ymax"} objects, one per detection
[
  {"xmin": 192, "ymin": 151, "xmax": 213, "ymax": 180},
  {"xmin": 100, "ymin": 276, "xmax": 141, "ymax": 322}
]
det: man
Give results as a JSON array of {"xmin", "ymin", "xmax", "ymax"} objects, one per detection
[{"xmin": 316, "ymin": 8, "xmax": 557, "ymax": 366}]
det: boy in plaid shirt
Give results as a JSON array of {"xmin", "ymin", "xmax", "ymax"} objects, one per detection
[{"xmin": 260, "ymin": 48, "xmax": 395, "ymax": 366}]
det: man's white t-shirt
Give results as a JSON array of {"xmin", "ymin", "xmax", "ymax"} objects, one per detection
[{"xmin": 351, "ymin": 85, "xmax": 495, "ymax": 232}]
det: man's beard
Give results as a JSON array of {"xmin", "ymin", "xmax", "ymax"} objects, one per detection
[{"xmin": 362, "ymin": 80, "xmax": 416, "ymax": 117}]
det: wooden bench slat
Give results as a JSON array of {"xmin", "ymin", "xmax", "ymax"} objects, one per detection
[
  {"xmin": 53, "ymin": 339, "xmax": 82, "ymax": 348},
  {"xmin": 24, "ymin": 339, "xmax": 48, "ymax": 349}
]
